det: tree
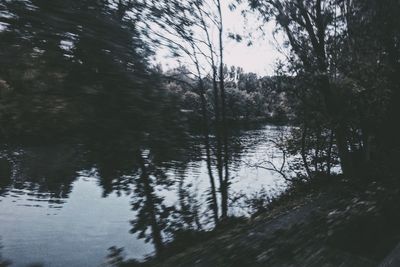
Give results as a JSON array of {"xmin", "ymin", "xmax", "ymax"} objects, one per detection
[
  {"xmin": 0, "ymin": 0, "xmax": 156, "ymax": 141},
  {"xmin": 242, "ymin": 0, "xmax": 400, "ymax": 181},
  {"xmin": 336, "ymin": 0, "xmax": 400, "ymax": 174},
  {"xmin": 132, "ymin": 0, "xmax": 233, "ymax": 222}
]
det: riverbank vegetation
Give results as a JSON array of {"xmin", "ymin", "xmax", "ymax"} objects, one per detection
[{"xmin": 0, "ymin": 0, "xmax": 399, "ymax": 266}]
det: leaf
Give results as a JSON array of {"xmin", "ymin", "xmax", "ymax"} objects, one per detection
[{"xmin": 228, "ymin": 33, "xmax": 243, "ymax": 42}]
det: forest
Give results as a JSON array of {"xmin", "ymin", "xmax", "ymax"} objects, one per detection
[{"xmin": 0, "ymin": 0, "xmax": 399, "ymax": 266}]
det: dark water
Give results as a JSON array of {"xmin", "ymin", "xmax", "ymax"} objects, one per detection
[{"xmin": 0, "ymin": 125, "xmax": 287, "ymax": 267}]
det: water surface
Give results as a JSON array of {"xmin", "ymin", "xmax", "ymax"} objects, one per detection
[{"xmin": 0, "ymin": 125, "xmax": 287, "ymax": 266}]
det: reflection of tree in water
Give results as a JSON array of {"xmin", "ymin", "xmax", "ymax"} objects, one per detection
[
  {"xmin": 86, "ymin": 139, "xmax": 140, "ymax": 198},
  {"xmin": 176, "ymin": 173, "xmax": 203, "ymax": 231},
  {"xmin": 0, "ymin": 1, "xmax": 268, "ymax": 255},
  {"xmin": 125, "ymin": 117, "xmax": 200, "ymax": 255},
  {"xmin": 0, "ymin": 0, "xmax": 196, "ymax": 201},
  {"xmin": 0, "ymin": 145, "xmax": 84, "ymax": 200},
  {"xmin": 128, "ymin": 149, "xmax": 206, "ymax": 255},
  {"xmin": 0, "ymin": 0, "xmax": 283, "ymax": 263},
  {"xmin": 0, "ymin": 157, "xmax": 12, "ymax": 196},
  {"xmin": 125, "ymin": 125, "xmax": 266, "ymax": 256},
  {"xmin": 130, "ymin": 150, "xmax": 175, "ymax": 255}
]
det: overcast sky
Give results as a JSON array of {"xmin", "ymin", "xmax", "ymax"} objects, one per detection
[
  {"xmin": 0, "ymin": 1, "xmax": 284, "ymax": 76},
  {"xmin": 222, "ymin": 3, "xmax": 284, "ymax": 76},
  {"xmin": 156, "ymin": 1, "xmax": 284, "ymax": 76}
]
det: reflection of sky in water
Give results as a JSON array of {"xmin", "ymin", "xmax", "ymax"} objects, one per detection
[
  {"xmin": 178, "ymin": 125, "xmax": 289, "ymax": 218},
  {"xmin": 0, "ymin": 176, "xmax": 152, "ymax": 267},
  {"xmin": 0, "ymin": 125, "xmax": 290, "ymax": 266}
]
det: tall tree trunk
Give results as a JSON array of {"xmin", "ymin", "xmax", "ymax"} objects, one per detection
[
  {"xmin": 320, "ymin": 75, "xmax": 353, "ymax": 176},
  {"xmin": 196, "ymin": 2, "xmax": 227, "ymax": 219},
  {"xmin": 212, "ymin": 65, "xmax": 225, "ymax": 218},
  {"xmin": 271, "ymin": 0, "xmax": 353, "ymax": 177},
  {"xmin": 190, "ymin": 36, "xmax": 220, "ymax": 224},
  {"xmin": 192, "ymin": 48, "xmax": 219, "ymax": 225},
  {"xmin": 217, "ymin": 0, "xmax": 229, "ymax": 218},
  {"xmin": 304, "ymin": 0, "xmax": 353, "ymax": 177},
  {"xmin": 199, "ymin": 81, "xmax": 219, "ymax": 225}
]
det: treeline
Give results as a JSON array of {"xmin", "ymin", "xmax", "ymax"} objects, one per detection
[{"xmin": 162, "ymin": 65, "xmax": 292, "ymax": 124}]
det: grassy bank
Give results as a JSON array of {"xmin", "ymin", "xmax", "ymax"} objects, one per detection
[{"xmin": 113, "ymin": 175, "xmax": 400, "ymax": 267}]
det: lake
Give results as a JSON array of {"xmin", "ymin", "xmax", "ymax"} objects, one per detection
[{"xmin": 0, "ymin": 125, "xmax": 288, "ymax": 267}]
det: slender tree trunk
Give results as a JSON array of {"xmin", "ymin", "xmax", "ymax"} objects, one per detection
[
  {"xmin": 334, "ymin": 125, "xmax": 352, "ymax": 176},
  {"xmin": 196, "ymin": 3, "xmax": 227, "ymax": 219},
  {"xmin": 189, "ymin": 35, "xmax": 220, "ymax": 224},
  {"xmin": 326, "ymin": 129, "xmax": 334, "ymax": 175},
  {"xmin": 301, "ymin": 126, "xmax": 313, "ymax": 179},
  {"xmin": 192, "ymin": 49, "xmax": 219, "ymax": 225},
  {"xmin": 212, "ymin": 66, "xmax": 225, "ymax": 213},
  {"xmin": 314, "ymin": 131, "xmax": 320, "ymax": 173},
  {"xmin": 217, "ymin": 0, "xmax": 229, "ymax": 218},
  {"xmin": 199, "ymin": 83, "xmax": 219, "ymax": 225}
]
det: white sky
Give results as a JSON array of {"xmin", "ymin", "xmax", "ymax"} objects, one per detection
[
  {"xmin": 0, "ymin": 1, "xmax": 284, "ymax": 76},
  {"xmin": 222, "ymin": 2, "xmax": 283, "ymax": 76},
  {"xmin": 156, "ymin": 1, "xmax": 284, "ymax": 76}
]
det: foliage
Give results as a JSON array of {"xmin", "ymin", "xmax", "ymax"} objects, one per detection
[
  {"xmin": 163, "ymin": 66, "xmax": 292, "ymax": 123},
  {"xmin": 0, "ymin": 0, "xmax": 163, "ymax": 142},
  {"xmin": 243, "ymin": 0, "xmax": 400, "ymax": 180}
]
